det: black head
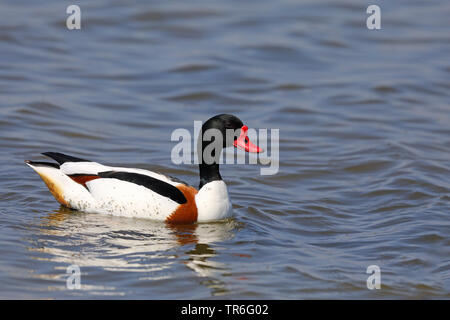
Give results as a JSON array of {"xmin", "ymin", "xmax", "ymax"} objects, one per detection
[
  {"xmin": 201, "ymin": 114, "xmax": 243, "ymax": 148},
  {"xmin": 197, "ymin": 114, "xmax": 261, "ymax": 189}
]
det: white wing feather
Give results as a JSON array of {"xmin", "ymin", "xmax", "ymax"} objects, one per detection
[
  {"xmin": 60, "ymin": 161, "xmax": 181, "ymax": 187},
  {"xmin": 60, "ymin": 162, "xmax": 111, "ymax": 175}
]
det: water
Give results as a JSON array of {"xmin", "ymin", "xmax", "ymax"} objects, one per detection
[{"xmin": 0, "ymin": 0, "xmax": 449, "ymax": 299}]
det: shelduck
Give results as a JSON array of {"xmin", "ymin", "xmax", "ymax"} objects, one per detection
[{"xmin": 26, "ymin": 114, "xmax": 262, "ymax": 224}]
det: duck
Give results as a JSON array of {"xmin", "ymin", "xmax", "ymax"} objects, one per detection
[{"xmin": 25, "ymin": 114, "xmax": 262, "ymax": 224}]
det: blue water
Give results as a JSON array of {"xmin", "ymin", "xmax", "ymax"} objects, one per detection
[{"xmin": 0, "ymin": 0, "xmax": 449, "ymax": 299}]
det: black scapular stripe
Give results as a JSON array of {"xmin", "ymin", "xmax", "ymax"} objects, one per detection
[
  {"xmin": 25, "ymin": 160, "xmax": 60, "ymax": 169},
  {"xmin": 42, "ymin": 152, "xmax": 89, "ymax": 165},
  {"xmin": 98, "ymin": 171, "xmax": 187, "ymax": 204}
]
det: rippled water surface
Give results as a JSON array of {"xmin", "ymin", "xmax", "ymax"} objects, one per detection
[{"xmin": 1, "ymin": 0, "xmax": 449, "ymax": 299}]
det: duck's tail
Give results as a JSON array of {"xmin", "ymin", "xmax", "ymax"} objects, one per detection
[{"xmin": 25, "ymin": 160, "xmax": 70, "ymax": 207}]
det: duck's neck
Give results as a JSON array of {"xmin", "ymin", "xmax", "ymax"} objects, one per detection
[
  {"xmin": 197, "ymin": 130, "xmax": 223, "ymax": 189},
  {"xmin": 199, "ymin": 163, "xmax": 222, "ymax": 190},
  {"xmin": 197, "ymin": 161, "xmax": 233, "ymax": 221}
]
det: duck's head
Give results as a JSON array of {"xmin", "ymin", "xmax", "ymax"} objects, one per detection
[
  {"xmin": 199, "ymin": 114, "xmax": 262, "ymax": 155},
  {"xmin": 197, "ymin": 114, "xmax": 262, "ymax": 189}
]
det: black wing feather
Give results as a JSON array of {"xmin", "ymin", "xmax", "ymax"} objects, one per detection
[
  {"xmin": 98, "ymin": 171, "xmax": 187, "ymax": 204},
  {"xmin": 42, "ymin": 152, "xmax": 89, "ymax": 165},
  {"xmin": 25, "ymin": 160, "xmax": 60, "ymax": 169}
]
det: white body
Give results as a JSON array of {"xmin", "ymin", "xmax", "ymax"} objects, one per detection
[{"xmin": 27, "ymin": 161, "xmax": 233, "ymax": 222}]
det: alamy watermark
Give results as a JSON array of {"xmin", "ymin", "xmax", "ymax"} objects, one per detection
[
  {"xmin": 366, "ymin": 265, "xmax": 381, "ymax": 290},
  {"xmin": 66, "ymin": 264, "xmax": 81, "ymax": 290},
  {"xmin": 171, "ymin": 121, "xmax": 279, "ymax": 175},
  {"xmin": 67, "ymin": 4, "xmax": 381, "ymax": 32},
  {"xmin": 66, "ymin": 5, "xmax": 81, "ymax": 30},
  {"xmin": 366, "ymin": 5, "xmax": 381, "ymax": 30}
]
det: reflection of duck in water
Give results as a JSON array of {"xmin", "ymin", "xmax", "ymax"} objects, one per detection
[
  {"xmin": 26, "ymin": 114, "xmax": 262, "ymax": 223},
  {"xmin": 32, "ymin": 208, "xmax": 237, "ymax": 281}
]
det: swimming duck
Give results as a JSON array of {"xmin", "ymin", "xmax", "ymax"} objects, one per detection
[{"xmin": 26, "ymin": 114, "xmax": 262, "ymax": 223}]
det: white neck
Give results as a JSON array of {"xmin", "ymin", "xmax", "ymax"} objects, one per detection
[{"xmin": 195, "ymin": 180, "xmax": 233, "ymax": 222}]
